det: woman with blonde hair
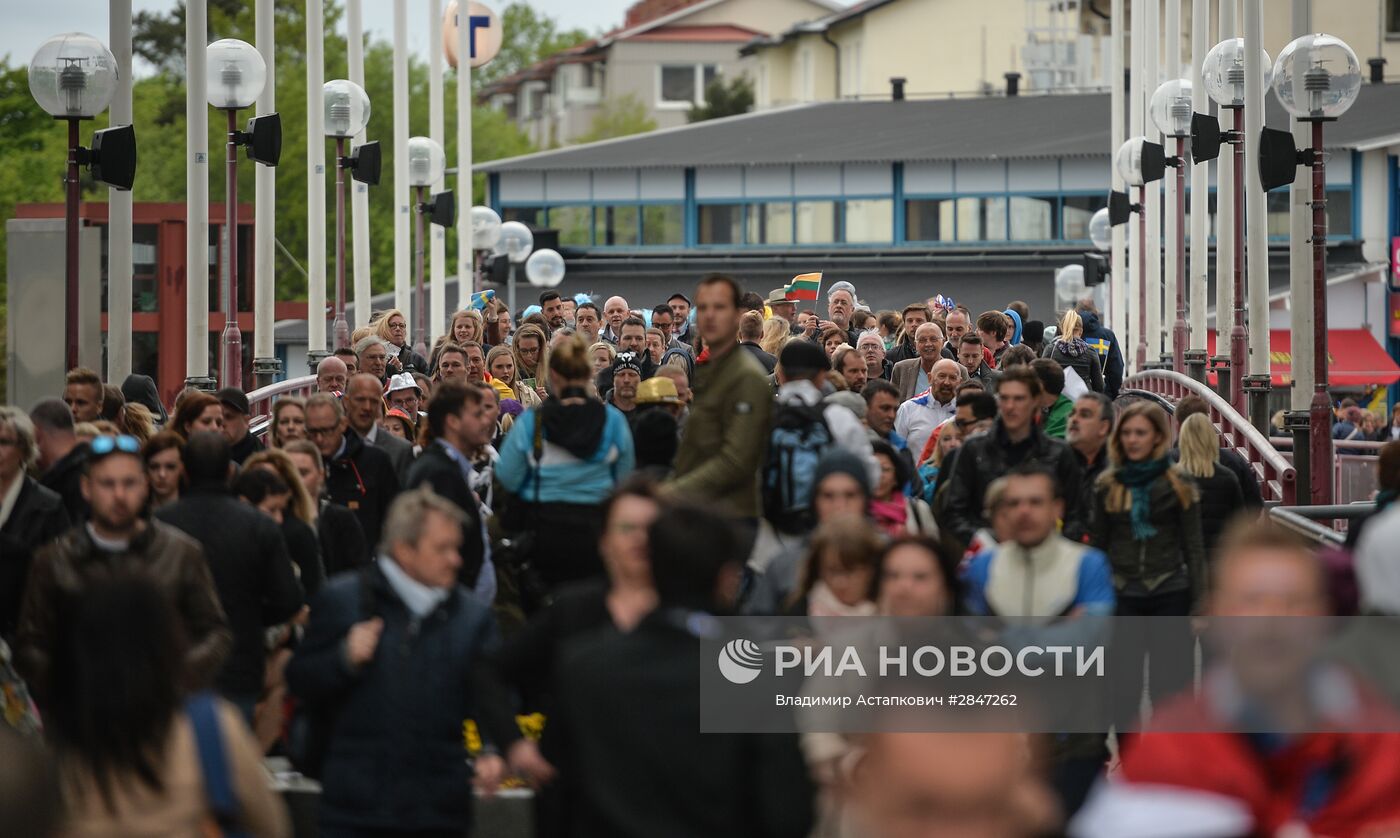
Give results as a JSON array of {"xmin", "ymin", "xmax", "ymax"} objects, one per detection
[
  {"xmin": 244, "ymin": 449, "xmax": 316, "ymax": 527},
  {"xmin": 512, "ymin": 324, "xmax": 549, "ymax": 401},
  {"xmin": 486, "ymin": 344, "xmax": 541, "ymax": 409},
  {"xmin": 373, "ymin": 308, "xmax": 429, "ymax": 374},
  {"xmin": 268, "ymin": 397, "xmax": 307, "ymax": 449},
  {"xmin": 760, "ymin": 317, "xmax": 790, "ymax": 357},
  {"xmin": 431, "ymin": 309, "xmax": 485, "ymax": 371},
  {"xmin": 1176, "ymin": 413, "xmax": 1245, "ymax": 557},
  {"xmin": 1042, "ymin": 309, "xmax": 1104, "ymax": 392}
]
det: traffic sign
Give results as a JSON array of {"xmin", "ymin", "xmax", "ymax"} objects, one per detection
[{"xmin": 444, "ymin": 1, "xmax": 502, "ymax": 70}]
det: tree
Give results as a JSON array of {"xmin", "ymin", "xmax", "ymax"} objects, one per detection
[
  {"xmin": 473, "ymin": 2, "xmax": 590, "ymax": 89},
  {"xmin": 574, "ymin": 95, "xmax": 656, "ymax": 144},
  {"xmin": 689, "ymin": 75, "xmax": 754, "ymax": 123}
]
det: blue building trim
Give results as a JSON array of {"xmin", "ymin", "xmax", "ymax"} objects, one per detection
[
  {"xmin": 683, "ymin": 168, "xmax": 698, "ymax": 249},
  {"xmin": 892, "ymin": 162, "xmax": 906, "ymax": 245},
  {"xmin": 488, "ymin": 173, "xmax": 501, "ymax": 212}
]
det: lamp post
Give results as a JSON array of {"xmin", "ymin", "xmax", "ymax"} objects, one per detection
[
  {"xmin": 1111, "ymin": 136, "xmax": 1166, "ymax": 371},
  {"xmin": 27, "ymin": 33, "xmax": 130, "ymax": 373},
  {"xmin": 206, "ymin": 38, "xmax": 280, "ymax": 391},
  {"xmin": 1082, "ymin": 207, "xmax": 1113, "ymax": 298},
  {"xmin": 1260, "ymin": 34, "xmax": 1362, "ymax": 506},
  {"xmin": 496, "ymin": 221, "xmax": 534, "ymax": 317},
  {"xmin": 470, "ymin": 206, "xmax": 503, "ymax": 293},
  {"xmin": 323, "ymin": 79, "xmax": 378, "ymax": 351},
  {"xmin": 406, "ymin": 136, "xmax": 455, "ymax": 359},
  {"xmin": 524, "ymin": 248, "xmax": 566, "ymax": 290},
  {"xmin": 1200, "ymin": 38, "xmax": 1271, "ymax": 413},
  {"xmin": 1151, "ymin": 78, "xmax": 1193, "ymax": 374}
]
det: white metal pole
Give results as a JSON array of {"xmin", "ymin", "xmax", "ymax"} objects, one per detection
[
  {"xmin": 253, "ymin": 0, "xmax": 278, "ymax": 386},
  {"xmin": 1215, "ymin": 0, "xmax": 1236, "ymax": 374},
  {"xmin": 306, "ymin": 0, "xmax": 327, "ymax": 364},
  {"xmin": 1243, "ymin": 0, "xmax": 1269, "ymax": 425},
  {"xmin": 393, "ymin": 0, "xmax": 411, "ymax": 322},
  {"xmin": 429, "ymin": 0, "xmax": 447, "ymax": 339},
  {"xmin": 1290, "ymin": 0, "xmax": 1314, "ymax": 410},
  {"xmin": 109, "ymin": 0, "xmax": 133, "ymax": 384},
  {"xmin": 185, "ymin": 0, "xmax": 210, "ymax": 387},
  {"xmin": 347, "ymin": 0, "xmax": 372, "ymax": 329},
  {"xmin": 1144, "ymin": 0, "xmax": 1162, "ymax": 365},
  {"xmin": 1128, "ymin": 0, "xmax": 1144, "ymax": 363},
  {"xmin": 1163, "ymin": 0, "xmax": 1180, "ymax": 363},
  {"xmin": 456, "ymin": 0, "xmax": 474, "ymax": 308},
  {"xmin": 1188, "ymin": 0, "xmax": 1209, "ymax": 375},
  {"xmin": 1111, "ymin": 0, "xmax": 1126, "ymax": 343}
]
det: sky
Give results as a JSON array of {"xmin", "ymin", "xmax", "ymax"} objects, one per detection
[{"xmin": 1, "ymin": 0, "xmax": 637, "ymax": 75}]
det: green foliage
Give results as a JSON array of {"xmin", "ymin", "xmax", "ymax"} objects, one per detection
[
  {"xmin": 0, "ymin": 0, "xmax": 536, "ymax": 396},
  {"xmin": 473, "ymin": 2, "xmax": 590, "ymax": 89},
  {"xmin": 574, "ymin": 94, "xmax": 657, "ymax": 144},
  {"xmin": 689, "ymin": 75, "xmax": 754, "ymax": 123}
]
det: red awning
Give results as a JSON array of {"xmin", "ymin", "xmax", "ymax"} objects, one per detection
[{"xmin": 1204, "ymin": 329, "xmax": 1400, "ymax": 387}]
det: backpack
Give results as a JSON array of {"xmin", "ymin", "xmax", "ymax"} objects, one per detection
[{"xmin": 762, "ymin": 400, "xmax": 834, "ymax": 533}]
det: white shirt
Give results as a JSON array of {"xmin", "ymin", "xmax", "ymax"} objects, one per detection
[
  {"xmin": 776, "ymin": 379, "xmax": 880, "ymax": 489},
  {"xmin": 895, "ymin": 390, "xmax": 957, "ymax": 462}
]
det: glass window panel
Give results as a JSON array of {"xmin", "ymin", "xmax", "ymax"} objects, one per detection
[
  {"xmin": 1266, "ymin": 189, "xmax": 1291, "ymax": 237},
  {"xmin": 845, "ymin": 198, "xmax": 893, "ymax": 243},
  {"xmin": 549, "ymin": 206, "xmax": 592, "ymax": 247},
  {"xmin": 208, "ymin": 225, "xmax": 220, "ymax": 313},
  {"xmin": 133, "ymin": 224, "xmax": 159, "ymax": 313},
  {"xmin": 698, "ymin": 204, "xmax": 743, "ymax": 244},
  {"xmin": 593, "ymin": 205, "xmax": 639, "ymax": 246},
  {"xmin": 795, "ymin": 201, "xmax": 838, "ymax": 244},
  {"xmin": 747, "ymin": 202, "xmax": 793, "ymax": 244},
  {"xmin": 956, "ymin": 197, "xmax": 1007, "ymax": 241},
  {"xmin": 661, "ymin": 65, "xmax": 696, "ymax": 103},
  {"xmin": 1326, "ymin": 188, "xmax": 1352, "ymax": 238},
  {"xmin": 905, "ymin": 199, "xmax": 955, "ymax": 241},
  {"xmin": 1062, "ymin": 195, "xmax": 1107, "ymax": 240},
  {"xmin": 502, "ymin": 206, "xmax": 541, "ymax": 226},
  {"xmin": 1009, "ymin": 196, "xmax": 1056, "ymax": 240},
  {"xmin": 237, "ymin": 224, "xmax": 253, "ymax": 312},
  {"xmin": 642, "ymin": 205, "xmax": 684, "ymax": 245}
]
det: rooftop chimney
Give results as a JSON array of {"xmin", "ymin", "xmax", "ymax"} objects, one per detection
[
  {"xmin": 1005, "ymin": 72, "xmax": 1022, "ymax": 97},
  {"xmin": 890, "ymin": 77, "xmax": 906, "ymax": 101}
]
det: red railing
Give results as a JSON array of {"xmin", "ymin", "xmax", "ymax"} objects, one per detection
[
  {"xmin": 246, "ymin": 375, "xmax": 317, "ymax": 439},
  {"xmin": 1122, "ymin": 370, "xmax": 1297, "ymax": 505}
]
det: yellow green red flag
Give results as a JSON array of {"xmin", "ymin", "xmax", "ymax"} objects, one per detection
[{"xmin": 786, "ymin": 272, "xmax": 822, "ymax": 302}]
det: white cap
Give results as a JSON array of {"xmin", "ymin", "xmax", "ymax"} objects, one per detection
[{"xmin": 383, "ymin": 372, "xmax": 421, "ymax": 396}]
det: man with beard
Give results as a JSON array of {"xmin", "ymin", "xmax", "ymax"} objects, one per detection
[
  {"xmin": 540, "ymin": 291, "xmax": 567, "ymax": 336},
  {"xmin": 607, "ymin": 353, "xmax": 643, "ymax": 425}
]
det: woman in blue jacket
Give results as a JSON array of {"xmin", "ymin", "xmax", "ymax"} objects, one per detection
[{"xmin": 499, "ymin": 332, "xmax": 635, "ymax": 592}]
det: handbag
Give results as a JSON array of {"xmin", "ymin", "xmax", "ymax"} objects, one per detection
[
  {"xmin": 187, "ymin": 692, "xmax": 250, "ymax": 838},
  {"xmin": 494, "ymin": 411, "xmax": 552, "ymax": 613}
]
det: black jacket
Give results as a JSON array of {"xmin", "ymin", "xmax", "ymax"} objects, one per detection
[
  {"xmin": 283, "ymin": 516, "xmax": 326, "ymax": 601},
  {"xmin": 1063, "ymin": 446, "xmax": 1109, "ymax": 544},
  {"xmin": 887, "ymin": 336, "xmax": 917, "ymax": 364},
  {"xmin": 1043, "ymin": 341, "xmax": 1105, "ymax": 393},
  {"xmin": 39, "ymin": 443, "xmax": 89, "ymax": 523},
  {"xmin": 1078, "ymin": 309, "xmax": 1124, "ymax": 399},
  {"xmin": 1189, "ymin": 463, "xmax": 1245, "ymax": 558},
  {"xmin": 318, "ymin": 500, "xmax": 371, "ymax": 579},
  {"xmin": 595, "ymin": 351, "xmax": 657, "ymax": 397},
  {"xmin": 0, "ymin": 477, "xmax": 70, "ymax": 639},
  {"xmin": 286, "ymin": 565, "xmax": 512, "ymax": 833},
  {"xmin": 939, "ymin": 419, "xmax": 1083, "ymax": 549},
  {"xmin": 325, "ymin": 429, "xmax": 400, "ymax": 553},
  {"xmin": 553, "ymin": 607, "xmax": 816, "ymax": 838},
  {"xmin": 739, "ymin": 342, "xmax": 777, "ymax": 375},
  {"xmin": 156, "ymin": 487, "xmax": 303, "ymax": 695},
  {"xmin": 403, "ymin": 441, "xmax": 487, "ymax": 590},
  {"xmin": 228, "ymin": 431, "xmax": 263, "ymax": 466},
  {"xmin": 1089, "ymin": 469, "xmax": 1206, "ymax": 602},
  {"xmin": 389, "ymin": 344, "xmax": 430, "ymax": 376},
  {"xmin": 1219, "ymin": 447, "xmax": 1264, "ymax": 511}
]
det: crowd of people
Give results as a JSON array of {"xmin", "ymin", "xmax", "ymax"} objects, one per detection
[{"xmin": 2, "ymin": 275, "xmax": 1400, "ymax": 837}]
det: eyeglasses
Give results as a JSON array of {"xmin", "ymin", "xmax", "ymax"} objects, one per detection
[
  {"xmin": 90, "ymin": 435, "xmax": 141, "ymax": 456},
  {"xmin": 306, "ymin": 424, "xmax": 342, "ymax": 438},
  {"xmin": 0, "ymin": 437, "xmax": 20, "ymax": 448}
]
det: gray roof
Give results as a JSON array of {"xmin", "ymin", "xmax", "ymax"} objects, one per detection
[{"xmin": 478, "ymin": 83, "xmax": 1400, "ymax": 173}]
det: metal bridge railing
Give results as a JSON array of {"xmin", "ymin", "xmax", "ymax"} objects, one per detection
[
  {"xmin": 1123, "ymin": 369, "xmax": 1297, "ymax": 506},
  {"xmin": 246, "ymin": 375, "xmax": 318, "ymax": 438}
]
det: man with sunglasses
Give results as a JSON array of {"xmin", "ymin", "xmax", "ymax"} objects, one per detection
[
  {"xmin": 306, "ymin": 392, "xmax": 401, "ymax": 553},
  {"xmin": 16, "ymin": 434, "xmax": 232, "ymax": 705}
]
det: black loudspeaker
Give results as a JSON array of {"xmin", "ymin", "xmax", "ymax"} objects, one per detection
[
  {"xmin": 1191, "ymin": 112, "xmax": 1222, "ymax": 162},
  {"xmin": 531, "ymin": 228, "xmax": 560, "ymax": 251},
  {"xmin": 1108, "ymin": 190, "xmax": 1133, "ymax": 226},
  {"xmin": 429, "ymin": 190, "xmax": 455, "ymax": 228},
  {"xmin": 488, "ymin": 253, "xmax": 509, "ymax": 284},
  {"xmin": 90, "ymin": 124, "xmax": 137, "ymax": 190},
  {"xmin": 1259, "ymin": 126, "xmax": 1302, "ymax": 191},
  {"xmin": 1140, "ymin": 140, "xmax": 1166, "ymax": 184},
  {"xmin": 246, "ymin": 113, "xmax": 282, "ymax": 166},
  {"xmin": 1083, "ymin": 252, "xmax": 1108, "ymax": 287},
  {"xmin": 350, "ymin": 141, "xmax": 381, "ymax": 185}
]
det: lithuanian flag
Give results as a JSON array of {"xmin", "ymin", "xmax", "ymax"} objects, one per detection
[{"xmin": 786, "ymin": 272, "xmax": 822, "ymax": 302}]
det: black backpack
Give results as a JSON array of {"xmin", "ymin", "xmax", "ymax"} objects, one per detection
[{"xmin": 762, "ymin": 400, "xmax": 834, "ymax": 534}]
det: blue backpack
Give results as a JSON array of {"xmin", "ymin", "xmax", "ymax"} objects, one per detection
[{"xmin": 762, "ymin": 400, "xmax": 834, "ymax": 533}]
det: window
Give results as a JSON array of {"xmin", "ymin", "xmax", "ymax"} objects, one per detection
[
  {"xmin": 1389, "ymin": 0, "xmax": 1400, "ymax": 34},
  {"xmin": 642, "ymin": 205, "xmax": 684, "ymax": 245},
  {"xmin": 1063, "ymin": 195, "xmax": 1106, "ymax": 239},
  {"xmin": 548, "ymin": 206, "xmax": 592, "ymax": 246},
  {"xmin": 580, "ymin": 63, "xmax": 598, "ymax": 89},
  {"xmin": 956, "ymin": 197, "xmax": 1007, "ymax": 241},
  {"xmin": 845, "ymin": 199, "xmax": 893, "ymax": 243},
  {"xmin": 1264, "ymin": 187, "xmax": 1351, "ymax": 239},
  {"xmin": 594, "ymin": 205, "xmax": 639, "ymax": 246},
  {"xmin": 747, "ymin": 202, "xmax": 793, "ymax": 244},
  {"xmin": 796, "ymin": 201, "xmax": 838, "ymax": 244},
  {"xmin": 1009, "ymin": 196, "xmax": 1056, "ymax": 241},
  {"xmin": 699, "ymin": 204, "xmax": 743, "ymax": 244},
  {"xmin": 660, "ymin": 64, "xmax": 718, "ymax": 106},
  {"xmin": 502, "ymin": 206, "xmax": 542, "ymax": 226},
  {"xmin": 799, "ymin": 49, "xmax": 814, "ymax": 102},
  {"xmin": 905, "ymin": 199, "xmax": 955, "ymax": 241},
  {"xmin": 1266, "ymin": 190, "xmax": 1291, "ymax": 237}
]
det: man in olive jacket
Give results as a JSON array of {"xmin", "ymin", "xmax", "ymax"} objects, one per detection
[{"xmin": 669, "ymin": 275, "xmax": 773, "ymax": 519}]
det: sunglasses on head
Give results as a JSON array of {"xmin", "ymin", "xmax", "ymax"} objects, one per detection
[{"xmin": 89, "ymin": 435, "xmax": 141, "ymax": 457}]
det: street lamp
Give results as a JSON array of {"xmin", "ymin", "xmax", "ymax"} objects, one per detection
[
  {"xmin": 324, "ymin": 79, "xmax": 380, "ymax": 350},
  {"xmin": 1082, "ymin": 207, "xmax": 1113, "ymax": 291},
  {"xmin": 1259, "ymin": 33, "xmax": 1362, "ymax": 506},
  {"xmin": 496, "ymin": 220, "xmax": 534, "ymax": 317},
  {"xmin": 27, "ymin": 33, "xmax": 135, "ymax": 373},
  {"xmin": 525, "ymin": 248, "xmax": 566, "ymax": 288},
  {"xmin": 206, "ymin": 38, "xmax": 281, "ymax": 391},
  {"xmin": 1109, "ymin": 136, "xmax": 1166, "ymax": 371},
  {"xmin": 1054, "ymin": 263, "xmax": 1086, "ymax": 312},
  {"xmin": 1194, "ymin": 38, "xmax": 1271, "ymax": 412},
  {"xmin": 406, "ymin": 136, "xmax": 454, "ymax": 358},
  {"xmin": 470, "ymin": 206, "xmax": 502, "ymax": 305},
  {"xmin": 1151, "ymin": 78, "xmax": 1193, "ymax": 373}
]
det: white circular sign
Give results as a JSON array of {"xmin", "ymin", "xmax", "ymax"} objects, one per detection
[{"xmin": 444, "ymin": 1, "xmax": 502, "ymax": 70}]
